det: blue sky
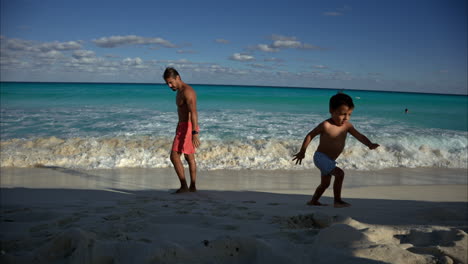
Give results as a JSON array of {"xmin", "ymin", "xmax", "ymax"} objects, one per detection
[{"xmin": 1, "ymin": 0, "xmax": 467, "ymax": 94}]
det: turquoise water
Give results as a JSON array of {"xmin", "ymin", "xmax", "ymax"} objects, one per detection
[{"xmin": 1, "ymin": 82, "xmax": 467, "ymax": 170}]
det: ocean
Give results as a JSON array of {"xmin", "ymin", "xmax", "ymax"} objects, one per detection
[{"xmin": 1, "ymin": 82, "xmax": 467, "ymax": 171}]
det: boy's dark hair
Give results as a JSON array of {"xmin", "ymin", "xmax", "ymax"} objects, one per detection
[
  {"xmin": 163, "ymin": 67, "xmax": 180, "ymax": 79},
  {"xmin": 330, "ymin": 93, "xmax": 354, "ymax": 110}
]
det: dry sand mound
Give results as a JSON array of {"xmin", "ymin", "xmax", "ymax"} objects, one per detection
[{"xmin": 1, "ymin": 188, "xmax": 467, "ymax": 264}]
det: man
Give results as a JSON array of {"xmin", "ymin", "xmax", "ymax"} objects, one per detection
[{"xmin": 163, "ymin": 67, "xmax": 200, "ymax": 193}]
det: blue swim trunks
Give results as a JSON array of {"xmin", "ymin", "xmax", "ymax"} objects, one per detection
[{"xmin": 313, "ymin": 152, "xmax": 336, "ymax": 176}]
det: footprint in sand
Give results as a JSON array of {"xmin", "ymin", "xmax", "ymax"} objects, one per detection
[
  {"xmin": 4, "ymin": 208, "xmax": 59, "ymax": 223},
  {"xmin": 271, "ymin": 213, "xmax": 335, "ymax": 229},
  {"xmin": 396, "ymin": 228, "xmax": 468, "ymax": 263},
  {"xmin": 102, "ymin": 214, "xmax": 121, "ymax": 221},
  {"xmin": 29, "ymin": 223, "xmax": 50, "ymax": 233},
  {"xmin": 245, "ymin": 211, "xmax": 264, "ymax": 220},
  {"xmin": 135, "ymin": 196, "xmax": 153, "ymax": 203},
  {"xmin": 56, "ymin": 215, "xmax": 81, "ymax": 228},
  {"xmin": 94, "ymin": 206, "xmax": 117, "ymax": 214},
  {"xmin": 123, "ymin": 209, "xmax": 146, "ymax": 218},
  {"xmin": 211, "ymin": 204, "xmax": 234, "ymax": 217},
  {"xmin": 221, "ymin": 224, "xmax": 239, "ymax": 231}
]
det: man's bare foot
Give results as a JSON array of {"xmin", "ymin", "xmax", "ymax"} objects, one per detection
[
  {"xmin": 189, "ymin": 184, "xmax": 197, "ymax": 192},
  {"xmin": 173, "ymin": 186, "xmax": 189, "ymax": 194},
  {"xmin": 306, "ymin": 200, "xmax": 328, "ymax": 206},
  {"xmin": 334, "ymin": 200, "xmax": 351, "ymax": 208}
]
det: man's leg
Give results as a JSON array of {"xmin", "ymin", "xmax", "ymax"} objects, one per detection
[
  {"xmin": 184, "ymin": 153, "xmax": 197, "ymax": 192},
  {"xmin": 170, "ymin": 150, "xmax": 189, "ymax": 193}
]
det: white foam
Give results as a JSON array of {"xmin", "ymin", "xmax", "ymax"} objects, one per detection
[{"xmin": 1, "ymin": 132, "xmax": 466, "ymax": 170}]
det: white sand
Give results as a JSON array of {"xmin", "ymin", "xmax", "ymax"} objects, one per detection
[{"xmin": 1, "ymin": 167, "xmax": 467, "ymax": 264}]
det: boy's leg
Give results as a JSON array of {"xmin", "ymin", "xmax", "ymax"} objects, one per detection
[
  {"xmin": 330, "ymin": 167, "xmax": 351, "ymax": 208},
  {"xmin": 170, "ymin": 151, "xmax": 189, "ymax": 193},
  {"xmin": 308, "ymin": 175, "xmax": 331, "ymax": 205},
  {"xmin": 184, "ymin": 153, "xmax": 197, "ymax": 192}
]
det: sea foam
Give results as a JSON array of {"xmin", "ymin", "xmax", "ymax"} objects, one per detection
[{"xmin": 1, "ymin": 134, "xmax": 466, "ymax": 170}]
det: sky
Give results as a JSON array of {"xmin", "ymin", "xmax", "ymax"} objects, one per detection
[{"xmin": 1, "ymin": 0, "xmax": 467, "ymax": 94}]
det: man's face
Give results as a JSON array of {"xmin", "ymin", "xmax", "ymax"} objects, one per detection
[
  {"xmin": 330, "ymin": 105, "xmax": 353, "ymax": 126},
  {"xmin": 165, "ymin": 76, "xmax": 181, "ymax": 91}
]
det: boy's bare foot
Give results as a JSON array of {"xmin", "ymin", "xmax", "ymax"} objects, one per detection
[
  {"xmin": 306, "ymin": 200, "xmax": 328, "ymax": 206},
  {"xmin": 334, "ymin": 200, "xmax": 351, "ymax": 208}
]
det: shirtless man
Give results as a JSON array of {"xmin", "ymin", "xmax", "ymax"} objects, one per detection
[
  {"xmin": 163, "ymin": 67, "xmax": 200, "ymax": 193},
  {"xmin": 292, "ymin": 93, "xmax": 379, "ymax": 207}
]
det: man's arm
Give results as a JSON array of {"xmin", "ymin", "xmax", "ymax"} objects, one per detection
[
  {"xmin": 292, "ymin": 123, "xmax": 323, "ymax": 165},
  {"xmin": 186, "ymin": 89, "xmax": 200, "ymax": 148},
  {"xmin": 348, "ymin": 125, "xmax": 379, "ymax": 149}
]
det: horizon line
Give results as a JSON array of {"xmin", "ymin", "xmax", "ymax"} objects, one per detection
[{"xmin": 1, "ymin": 81, "xmax": 467, "ymax": 97}]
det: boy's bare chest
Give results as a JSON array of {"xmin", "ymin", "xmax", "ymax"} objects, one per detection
[{"xmin": 323, "ymin": 127, "xmax": 348, "ymax": 140}]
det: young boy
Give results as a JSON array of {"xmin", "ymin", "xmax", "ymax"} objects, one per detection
[{"xmin": 292, "ymin": 93, "xmax": 379, "ymax": 208}]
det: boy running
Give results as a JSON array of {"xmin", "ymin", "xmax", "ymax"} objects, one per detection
[{"xmin": 293, "ymin": 93, "xmax": 379, "ymax": 208}]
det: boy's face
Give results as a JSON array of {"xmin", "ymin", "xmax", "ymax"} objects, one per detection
[
  {"xmin": 330, "ymin": 105, "xmax": 354, "ymax": 126},
  {"xmin": 165, "ymin": 76, "xmax": 181, "ymax": 91}
]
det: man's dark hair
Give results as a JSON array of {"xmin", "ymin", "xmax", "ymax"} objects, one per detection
[
  {"xmin": 330, "ymin": 92, "xmax": 354, "ymax": 110},
  {"xmin": 163, "ymin": 67, "xmax": 180, "ymax": 79}
]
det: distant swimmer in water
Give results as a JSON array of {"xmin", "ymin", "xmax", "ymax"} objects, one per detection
[{"xmin": 405, "ymin": 108, "xmax": 409, "ymax": 114}]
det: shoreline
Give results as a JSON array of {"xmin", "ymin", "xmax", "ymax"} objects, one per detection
[{"xmin": 1, "ymin": 167, "xmax": 466, "ymax": 190}]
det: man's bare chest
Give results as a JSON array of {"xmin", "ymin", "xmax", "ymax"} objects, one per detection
[{"xmin": 176, "ymin": 93, "xmax": 185, "ymax": 107}]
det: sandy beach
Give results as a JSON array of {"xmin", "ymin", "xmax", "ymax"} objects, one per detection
[{"xmin": 1, "ymin": 167, "xmax": 467, "ymax": 264}]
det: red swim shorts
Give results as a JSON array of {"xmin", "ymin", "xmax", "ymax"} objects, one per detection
[{"xmin": 172, "ymin": 122, "xmax": 198, "ymax": 154}]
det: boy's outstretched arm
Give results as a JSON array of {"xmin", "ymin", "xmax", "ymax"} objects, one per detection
[
  {"xmin": 348, "ymin": 125, "xmax": 379, "ymax": 149},
  {"xmin": 292, "ymin": 123, "xmax": 323, "ymax": 165}
]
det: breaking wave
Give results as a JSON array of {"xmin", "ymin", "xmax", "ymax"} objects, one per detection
[{"xmin": 1, "ymin": 133, "xmax": 466, "ymax": 170}]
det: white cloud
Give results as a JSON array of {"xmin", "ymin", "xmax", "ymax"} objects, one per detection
[
  {"xmin": 215, "ymin": 39, "xmax": 230, "ymax": 44},
  {"xmin": 1, "ymin": 38, "xmax": 82, "ymax": 52},
  {"xmin": 93, "ymin": 35, "xmax": 176, "ymax": 48},
  {"xmin": 2, "ymin": 38, "xmax": 34, "ymax": 51},
  {"xmin": 157, "ymin": 59, "xmax": 195, "ymax": 66},
  {"xmin": 37, "ymin": 41, "xmax": 83, "ymax": 52},
  {"xmin": 312, "ymin": 65, "xmax": 329, "ymax": 69},
  {"xmin": 301, "ymin": 43, "xmax": 325, "ymax": 50},
  {"xmin": 323, "ymin": 12, "xmax": 342, "ymax": 16},
  {"xmin": 271, "ymin": 35, "xmax": 296, "ymax": 41},
  {"xmin": 256, "ymin": 44, "xmax": 279, "ymax": 52},
  {"xmin": 271, "ymin": 39, "xmax": 302, "ymax": 49},
  {"xmin": 71, "ymin": 57, "xmax": 100, "ymax": 66},
  {"xmin": 37, "ymin": 50, "xmax": 64, "ymax": 59},
  {"xmin": 72, "ymin": 50, "xmax": 96, "ymax": 59},
  {"xmin": 253, "ymin": 35, "xmax": 325, "ymax": 53},
  {"xmin": 122, "ymin": 57, "xmax": 144, "ymax": 66},
  {"xmin": 264, "ymin": 57, "xmax": 284, "ymax": 63},
  {"xmin": 177, "ymin": 49, "xmax": 197, "ymax": 54},
  {"xmin": 104, "ymin": 54, "xmax": 120, "ymax": 58},
  {"xmin": 0, "ymin": 37, "xmax": 84, "ymax": 62},
  {"xmin": 248, "ymin": 63, "xmax": 274, "ymax": 70},
  {"xmin": 323, "ymin": 6, "xmax": 351, "ymax": 16},
  {"xmin": 229, "ymin": 53, "xmax": 255, "ymax": 61}
]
